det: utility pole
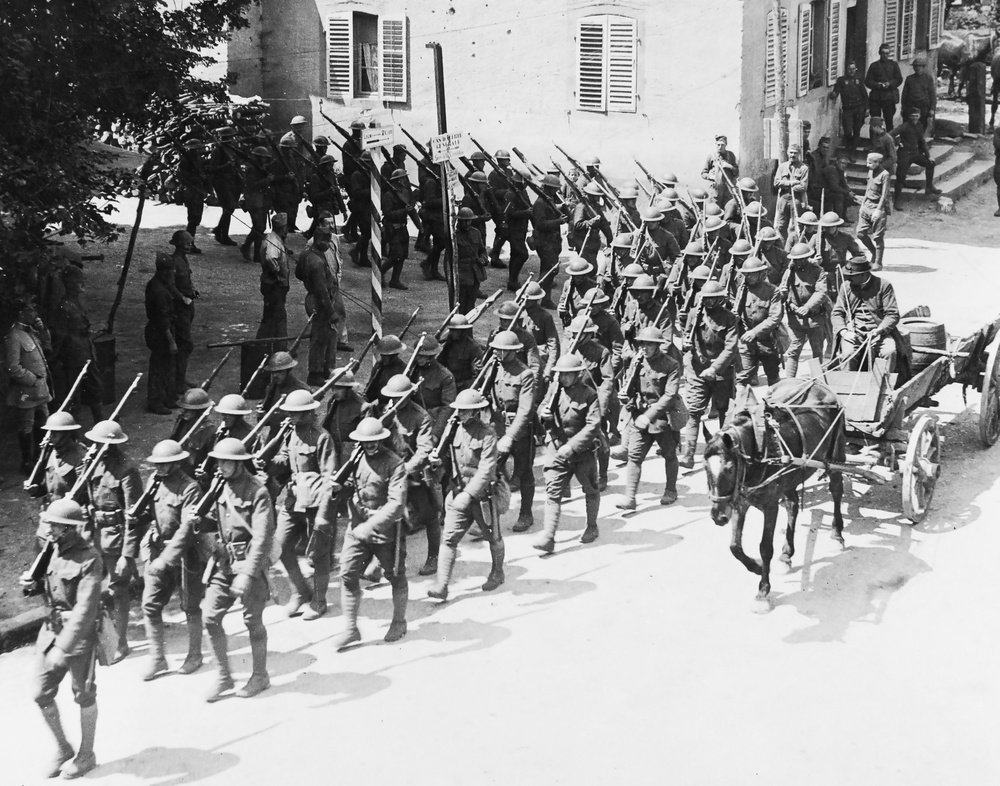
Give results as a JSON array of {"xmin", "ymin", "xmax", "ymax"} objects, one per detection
[{"xmin": 426, "ymin": 41, "xmax": 458, "ymax": 308}]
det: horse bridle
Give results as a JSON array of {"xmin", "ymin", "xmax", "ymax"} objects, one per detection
[{"xmin": 707, "ymin": 426, "xmax": 751, "ymax": 505}]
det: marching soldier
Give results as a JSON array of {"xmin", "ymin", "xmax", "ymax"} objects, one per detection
[
  {"xmin": 533, "ymin": 354, "xmax": 602, "ymax": 553},
  {"xmin": 741, "ymin": 201, "xmax": 772, "ymax": 245},
  {"xmin": 6, "ymin": 302, "xmax": 53, "ymax": 473},
  {"xmin": 719, "ymin": 239, "xmax": 753, "ymax": 296},
  {"xmin": 439, "ymin": 314, "xmax": 486, "ymax": 392},
  {"xmin": 208, "ymin": 126, "xmax": 243, "ymax": 247},
  {"xmin": 169, "ymin": 230, "xmax": 198, "ymax": 392},
  {"xmin": 31, "ymin": 499, "xmax": 101, "ymax": 779},
  {"xmin": 348, "ymin": 151, "xmax": 372, "ymax": 268},
  {"xmin": 733, "ymin": 257, "xmax": 784, "ymax": 397},
  {"xmin": 259, "ymin": 351, "xmax": 310, "ymax": 428},
  {"xmin": 144, "ymin": 253, "xmax": 178, "ymax": 415},
  {"xmin": 524, "ymin": 282, "xmax": 561, "ymax": 390},
  {"xmin": 461, "ymin": 171, "xmax": 492, "ymax": 243},
  {"xmin": 305, "ymin": 155, "xmax": 343, "ymax": 238},
  {"xmin": 366, "ymin": 335, "xmax": 407, "ymax": 408},
  {"xmin": 271, "ymin": 136, "xmax": 302, "ymax": 234},
  {"xmin": 28, "ymin": 412, "xmax": 85, "ymax": 503},
  {"xmin": 419, "ymin": 164, "xmax": 448, "ymax": 281},
  {"xmin": 783, "ymin": 242, "xmax": 829, "ymax": 378},
  {"xmin": 655, "ymin": 197, "xmax": 691, "ymax": 251},
  {"xmin": 586, "ymin": 286, "xmax": 625, "ymax": 374},
  {"xmin": 504, "ymin": 170, "xmax": 533, "ymax": 290},
  {"xmin": 621, "ymin": 274, "xmax": 668, "ymax": 349},
  {"xmin": 531, "ymin": 174, "xmax": 568, "ymax": 308},
  {"xmin": 488, "ymin": 149, "xmax": 514, "ymax": 268},
  {"xmin": 757, "ymin": 226, "xmax": 789, "ymax": 286},
  {"xmin": 614, "ymin": 261, "xmax": 647, "ymax": 322},
  {"xmin": 139, "ymin": 440, "xmax": 204, "ymax": 682},
  {"xmin": 84, "ymin": 419, "xmax": 142, "ymax": 663},
  {"xmin": 239, "ymin": 146, "xmax": 273, "ymax": 265},
  {"xmin": 687, "ymin": 188, "xmax": 711, "ymax": 238},
  {"xmin": 177, "ymin": 139, "xmax": 206, "ymax": 254},
  {"xmin": 615, "ymin": 185, "xmax": 642, "ymax": 235},
  {"xmin": 571, "ymin": 182, "xmax": 613, "ymax": 265},
  {"xmin": 489, "ymin": 330, "xmax": 537, "ymax": 532},
  {"xmin": 455, "ymin": 207, "xmax": 487, "ymax": 314},
  {"xmin": 568, "ymin": 316, "xmax": 614, "ymax": 491},
  {"xmin": 271, "ymin": 390, "xmax": 336, "ymax": 620},
  {"xmin": 701, "ymin": 215, "xmax": 733, "ymax": 276},
  {"xmin": 491, "ymin": 300, "xmax": 541, "ymax": 378},
  {"xmin": 557, "ymin": 256, "xmax": 598, "ymax": 327},
  {"xmin": 330, "ymin": 417, "xmax": 409, "ymax": 650},
  {"xmin": 412, "ymin": 335, "xmax": 457, "ymax": 438},
  {"xmin": 202, "ymin": 437, "xmax": 276, "ymax": 701},
  {"xmin": 609, "ymin": 232, "xmax": 636, "ymax": 281},
  {"xmin": 427, "ymin": 388, "xmax": 510, "ymax": 599},
  {"xmin": 820, "ymin": 211, "xmax": 865, "ymax": 272},
  {"xmin": 616, "ymin": 327, "xmax": 683, "ymax": 510},
  {"xmin": 203, "ymin": 394, "xmax": 254, "ymax": 471},
  {"xmin": 637, "ymin": 206, "xmax": 681, "ymax": 275},
  {"xmin": 322, "ymin": 367, "xmax": 370, "ymax": 462},
  {"xmin": 722, "ymin": 177, "xmax": 760, "ymax": 238},
  {"xmin": 381, "ymin": 169, "xmax": 412, "ymax": 290},
  {"xmin": 679, "ymin": 281, "xmax": 738, "ymax": 468},
  {"xmin": 783, "ymin": 210, "xmax": 819, "ymax": 253},
  {"xmin": 169, "ymin": 388, "xmax": 215, "ymax": 474}
]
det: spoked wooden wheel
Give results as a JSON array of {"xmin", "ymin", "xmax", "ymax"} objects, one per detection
[
  {"xmin": 902, "ymin": 415, "xmax": 942, "ymax": 524},
  {"xmin": 979, "ymin": 338, "xmax": 1000, "ymax": 448}
]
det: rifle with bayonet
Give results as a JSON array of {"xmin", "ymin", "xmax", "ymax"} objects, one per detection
[
  {"xmin": 512, "ymin": 147, "xmax": 545, "ymax": 179},
  {"xmin": 403, "ymin": 334, "xmax": 427, "ymax": 382},
  {"xmin": 634, "ymin": 159, "xmax": 665, "ymax": 194},
  {"xmin": 555, "ymin": 142, "xmax": 619, "ymax": 199},
  {"xmin": 538, "ymin": 310, "xmax": 592, "ymax": 448},
  {"xmin": 466, "ymin": 289, "xmax": 503, "ymax": 325},
  {"xmin": 469, "ymin": 139, "xmax": 563, "ymax": 215}
]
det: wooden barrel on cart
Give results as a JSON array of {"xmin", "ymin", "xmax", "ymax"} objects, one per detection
[{"xmin": 901, "ymin": 318, "xmax": 947, "ymax": 373}]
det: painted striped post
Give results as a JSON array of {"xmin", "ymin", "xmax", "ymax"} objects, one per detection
[{"xmin": 369, "ymin": 168, "xmax": 383, "ymax": 339}]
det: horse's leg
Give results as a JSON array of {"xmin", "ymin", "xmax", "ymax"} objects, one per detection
[
  {"xmin": 755, "ymin": 503, "xmax": 778, "ymax": 612},
  {"xmin": 780, "ymin": 488, "xmax": 799, "ymax": 567},
  {"xmin": 729, "ymin": 505, "xmax": 762, "ymax": 575},
  {"xmin": 829, "ymin": 470, "xmax": 846, "ymax": 547}
]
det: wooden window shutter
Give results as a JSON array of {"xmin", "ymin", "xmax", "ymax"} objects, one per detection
[
  {"xmin": 928, "ymin": 0, "xmax": 944, "ymax": 49},
  {"xmin": 607, "ymin": 16, "xmax": 638, "ymax": 113},
  {"xmin": 379, "ymin": 15, "xmax": 408, "ymax": 103},
  {"xmin": 796, "ymin": 2, "xmax": 813, "ymax": 97},
  {"xmin": 883, "ymin": 0, "xmax": 899, "ymax": 57},
  {"xmin": 898, "ymin": 0, "xmax": 916, "ymax": 60},
  {"xmin": 765, "ymin": 8, "xmax": 789, "ymax": 108},
  {"xmin": 827, "ymin": 0, "xmax": 843, "ymax": 86},
  {"xmin": 577, "ymin": 16, "xmax": 607, "ymax": 111},
  {"xmin": 327, "ymin": 13, "xmax": 354, "ymax": 100}
]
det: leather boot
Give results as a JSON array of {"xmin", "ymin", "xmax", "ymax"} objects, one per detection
[
  {"xmin": 513, "ymin": 509, "xmax": 534, "ymax": 532},
  {"xmin": 531, "ymin": 501, "xmax": 559, "ymax": 553},
  {"xmin": 205, "ymin": 627, "xmax": 234, "ymax": 702},
  {"xmin": 61, "ymin": 704, "xmax": 97, "ymax": 779},
  {"xmin": 333, "ymin": 586, "xmax": 362, "ymax": 651},
  {"xmin": 678, "ymin": 418, "xmax": 699, "ymax": 469},
  {"xmin": 579, "ymin": 495, "xmax": 600, "ymax": 543},
  {"xmin": 110, "ymin": 588, "xmax": 130, "ymax": 663},
  {"xmin": 419, "ymin": 515, "xmax": 441, "ymax": 576},
  {"xmin": 598, "ymin": 446, "xmax": 609, "ymax": 491},
  {"xmin": 236, "ymin": 626, "xmax": 270, "ymax": 698},
  {"xmin": 178, "ymin": 612, "xmax": 203, "ymax": 674},
  {"xmin": 302, "ymin": 569, "xmax": 329, "ymax": 621},
  {"xmin": 384, "ymin": 580, "xmax": 408, "ymax": 642},
  {"xmin": 616, "ymin": 460, "xmax": 642, "ymax": 510},
  {"xmin": 427, "ymin": 544, "xmax": 456, "ymax": 600},
  {"xmin": 482, "ymin": 540, "xmax": 505, "ymax": 591},
  {"xmin": 142, "ymin": 618, "xmax": 169, "ymax": 681},
  {"xmin": 661, "ymin": 456, "xmax": 679, "ymax": 505},
  {"xmin": 388, "ymin": 259, "xmax": 408, "ymax": 290},
  {"xmin": 39, "ymin": 703, "xmax": 74, "ymax": 778}
]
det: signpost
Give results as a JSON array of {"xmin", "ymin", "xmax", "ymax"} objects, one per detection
[
  {"xmin": 362, "ymin": 126, "xmax": 394, "ymax": 337},
  {"xmin": 430, "ymin": 131, "xmax": 466, "ymax": 309}
]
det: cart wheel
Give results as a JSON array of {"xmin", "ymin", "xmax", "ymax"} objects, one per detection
[
  {"xmin": 979, "ymin": 338, "xmax": 1000, "ymax": 448},
  {"xmin": 901, "ymin": 415, "xmax": 941, "ymax": 524}
]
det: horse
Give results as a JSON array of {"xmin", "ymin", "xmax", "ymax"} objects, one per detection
[
  {"xmin": 703, "ymin": 378, "xmax": 847, "ymax": 613},
  {"xmin": 938, "ymin": 31, "xmax": 996, "ymax": 99}
]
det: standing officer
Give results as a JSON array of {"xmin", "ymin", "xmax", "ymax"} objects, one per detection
[
  {"xmin": 488, "ymin": 149, "xmax": 514, "ymax": 268},
  {"xmin": 782, "ymin": 242, "xmax": 829, "ymax": 378},
  {"xmin": 533, "ymin": 354, "xmax": 601, "ymax": 553},
  {"xmin": 679, "ymin": 281, "xmax": 738, "ymax": 468},
  {"xmin": 85, "ymin": 420, "xmax": 142, "ymax": 664},
  {"xmin": 733, "ymin": 257, "xmax": 784, "ymax": 397},
  {"xmin": 439, "ymin": 314, "xmax": 486, "ymax": 392},
  {"xmin": 271, "ymin": 390, "xmax": 336, "ymax": 621},
  {"xmin": 427, "ymin": 388, "xmax": 510, "ymax": 599},
  {"xmin": 202, "ymin": 437, "xmax": 276, "ymax": 701},
  {"xmin": 52, "ymin": 266, "xmax": 104, "ymax": 425},
  {"xmin": 616, "ymin": 327, "xmax": 683, "ymax": 510},
  {"xmin": 177, "ymin": 140, "xmax": 207, "ymax": 254},
  {"xmin": 856, "ymin": 152, "xmax": 892, "ymax": 272},
  {"xmin": 145, "ymin": 253, "xmax": 178, "ymax": 415},
  {"xmin": 258, "ymin": 212, "xmax": 292, "ymax": 346},
  {"xmin": 532, "ymin": 174, "xmax": 568, "ymax": 309},
  {"xmin": 702, "ymin": 134, "xmax": 740, "ymax": 206},
  {"xmin": 208, "ymin": 127, "xmax": 243, "ymax": 246},
  {"xmin": 504, "ymin": 171, "xmax": 533, "ymax": 290},
  {"xmin": 138, "ymin": 439, "xmax": 204, "ymax": 681},
  {"xmin": 298, "ymin": 226, "xmax": 341, "ymax": 385},
  {"xmin": 572, "ymin": 182, "xmax": 613, "ymax": 266},
  {"xmin": 6, "ymin": 301, "xmax": 53, "ymax": 472},
  {"xmin": 830, "ymin": 61, "xmax": 869, "ymax": 159},
  {"xmin": 865, "ymin": 43, "xmax": 904, "ymax": 131},
  {"xmin": 31, "ymin": 499, "xmax": 101, "ymax": 779},
  {"xmin": 330, "ymin": 417, "xmax": 409, "ymax": 651},
  {"xmin": 773, "ymin": 144, "xmax": 810, "ymax": 240},
  {"xmin": 169, "ymin": 230, "xmax": 198, "ymax": 392},
  {"xmin": 489, "ymin": 330, "xmax": 537, "ymax": 533},
  {"xmin": 455, "ymin": 207, "xmax": 487, "ymax": 314}
]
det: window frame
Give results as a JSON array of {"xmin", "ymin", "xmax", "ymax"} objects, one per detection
[{"xmin": 575, "ymin": 13, "xmax": 638, "ymax": 114}]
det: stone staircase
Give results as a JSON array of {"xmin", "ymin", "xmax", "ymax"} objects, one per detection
[{"xmin": 844, "ymin": 138, "xmax": 994, "ymax": 202}]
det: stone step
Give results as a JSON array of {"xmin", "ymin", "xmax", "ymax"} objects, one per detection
[
  {"xmin": 844, "ymin": 142, "xmax": 956, "ymax": 180},
  {"xmin": 846, "ymin": 148, "xmax": 978, "ymax": 192},
  {"xmin": 937, "ymin": 158, "xmax": 996, "ymax": 201}
]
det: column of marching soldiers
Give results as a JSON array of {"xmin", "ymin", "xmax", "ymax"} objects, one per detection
[{"xmin": 23, "ymin": 121, "xmax": 881, "ymax": 778}]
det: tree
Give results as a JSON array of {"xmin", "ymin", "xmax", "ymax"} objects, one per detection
[{"xmin": 0, "ymin": 0, "xmax": 252, "ymax": 314}]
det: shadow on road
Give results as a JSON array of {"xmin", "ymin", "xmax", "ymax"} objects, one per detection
[
  {"xmin": 95, "ymin": 746, "xmax": 239, "ymax": 785},
  {"xmin": 266, "ymin": 669, "xmax": 392, "ymax": 707}
]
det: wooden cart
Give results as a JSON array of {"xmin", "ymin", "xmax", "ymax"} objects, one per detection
[{"xmin": 808, "ymin": 313, "xmax": 1000, "ymax": 523}]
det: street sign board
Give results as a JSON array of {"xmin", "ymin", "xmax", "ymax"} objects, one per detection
[
  {"xmin": 431, "ymin": 132, "xmax": 465, "ymax": 164},
  {"xmin": 362, "ymin": 127, "xmax": 394, "ymax": 150}
]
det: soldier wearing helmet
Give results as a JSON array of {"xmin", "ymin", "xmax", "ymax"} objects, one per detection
[
  {"xmin": 755, "ymin": 226, "xmax": 788, "ymax": 286},
  {"xmin": 484, "ymin": 150, "xmax": 513, "ymax": 270},
  {"xmin": 347, "ymin": 149, "xmax": 373, "ymax": 267},
  {"xmin": 321, "ymin": 367, "xmax": 370, "ymax": 461},
  {"xmin": 679, "ymin": 281, "xmax": 739, "ymax": 467},
  {"xmin": 721, "ymin": 176, "xmax": 761, "ymax": 239},
  {"xmin": 381, "ymin": 168, "xmax": 414, "ymax": 290},
  {"xmin": 489, "ymin": 329, "xmax": 537, "ymax": 533},
  {"xmin": 523, "ymin": 282, "xmax": 561, "ymax": 387},
  {"xmin": 6, "ymin": 302, "xmax": 53, "ymax": 473},
  {"xmin": 613, "ymin": 261, "xmax": 647, "ymax": 322},
  {"xmin": 439, "ymin": 314, "xmax": 486, "ymax": 392},
  {"xmin": 655, "ymin": 198, "xmax": 691, "ymax": 251},
  {"xmin": 503, "ymin": 170, "xmax": 533, "ymax": 290},
  {"xmin": 637, "ymin": 206, "xmax": 681, "ymax": 275},
  {"xmin": 622, "ymin": 274, "xmax": 671, "ymax": 355},
  {"xmin": 783, "ymin": 209, "xmax": 819, "ymax": 255},
  {"xmin": 783, "ymin": 242, "xmax": 830, "ymax": 378},
  {"xmin": 28, "ymin": 411, "xmax": 85, "ymax": 503},
  {"xmin": 610, "ymin": 231, "xmax": 637, "ymax": 280},
  {"xmin": 138, "ymin": 439, "xmax": 204, "ymax": 683},
  {"xmin": 616, "ymin": 326, "xmax": 684, "ymax": 510},
  {"xmin": 169, "ymin": 388, "xmax": 216, "ymax": 474},
  {"xmin": 84, "ymin": 420, "xmax": 143, "ymax": 663},
  {"xmin": 615, "ymin": 185, "xmax": 641, "ymax": 235},
  {"xmin": 240, "ymin": 146, "xmax": 274, "ymax": 265},
  {"xmin": 702, "ymin": 133, "xmax": 740, "ymax": 206},
  {"xmin": 328, "ymin": 416, "xmax": 408, "ymax": 650},
  {"xmin": 571, "ymin": 181, "xmax": 613, "ymax": 266},
  {"xmin": 487, "ymin": 300, "xmax": 541, "ymax": 378},
  {"xmin": 455, "ymin": 207, "xmax": 488, "ymax": 314},
  {"xmin": 460, "ymin": 170, "xmax": 491, "ymax": 245},
  {"xmin": 819, "ymin": 210, "xmax": 865, "ymax": 279},
  {"xmin": 701, "ymin": 215, "xmax": 734, "ymax": 278},
  {"xmin": 259, "ymin": 351, "xmax": 310, "ymax": 434},
  {"xmin": 557, "ymin": 256, "xmax": 597, "ymax": 328},
  {"xmin": 271, "ymin": 390, "xmax": 336, "ymax": 620},
  {"xmin": 739, "ymin": 201, "xmax": 773, "ymax": 246},
  {"xmin": 208, "ymin": 127, "xmax": 244, "ymax": 247},
  {"xmin": 145, "ymin": 254, "xmax": 179, "ymax": 414},
  {"xmin": 340, "ymin": 121, "xmax": 366, "ymax": 241},
  {"xmin": 365, "ymin": 335, "xmax": 408, "ymax": 407},
  {"xmin": 533, "ymin": 353, "xmax": 602, "ymax": 552},
  {"xmin": 412, "ymin": 334, "xmax": 457, "ymax": 438},
  {"xmin": 213, "ymin": 394, "xmax": 254, "ymax": 442},
  {"xmin": 31, "ymin": 498, "xmax": 102, "ymax": 779},
  {"xmin": 584, "ymin": 286, "xmax": 625, "ymax": 379},
  {"xmin": 532, "ymin": 174, "xmax": 570, "ymax": 307},
  {"xmin": 427, "ymin": 388, "xmax": 510, "ymax": 599},
  {"xmin": 202, "ymin": 437, "xmax": 277, "ymax": 701},
  {"xmin": 379, "ymin": 374, "xmax": 439, "ymax": 576},
  {"xmin": 734, "ymin": 257, "xmax": 784, "ymax": 398},
  {"xmin": 270, "ymin": 134, "xmax": 303, "ymax": 233},
  {"xmin": 176, "ymin": 138, "xmax": 207, "ymax": 254},
  {"xmin": 566, "ymin": 315, "xmax": 614, "ymax": 491}
]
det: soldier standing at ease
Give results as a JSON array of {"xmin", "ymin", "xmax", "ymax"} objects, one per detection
[
  {"xmin": 439, "ymin": 314, "xmax": 486, "ymax": 392},
  {"xmin": 138, "ymin": 439, "xmax": 204, "ymax": 682},
  {"xmin": 782, "ymin": 242, "xmax": 829, "ymax": 378},
  {"xmin": 533, "ymin": 354, "xmax": 602, "ymax": 553},
  {"xmin": 489, "ymin": 331, "xmax": 537, "ymax": 533},
  {"xmin": 144, "ymin": 253, "xmax": 178, "ymax": 415},
  {"xmin": 329, "ymin": 417, "xmax": 409, "ymax": 650},
  {"xmin": 84, "ymin": 420, "xmax": 142, "ymax": 663},
  {"xmin": 532, "ymin": 174, "xmax": 568, "ymax": 309},
  {"xmin": 865, "ymin": 44, "xmax": 904, "ymax": 131},
  {"xmin": 773, "ymin": 144, "xmax": 810, "ymax": 240},
  {"xmin": 427, "ymin": 388, "xmax": 510, "ymax": 599},
  {"xmin": 679, "ymin": 281, "xmax": 738, "ymax": 468},
  {"xmin": 258, "ymin": 211, "xmax": 292, "ymax": 346},
  {"xmin": 6, "ymin": 302, "xmax": 53, "ymax": 472},
  {"xmin": 298, "ymin": 226, "xmax": 341, "ymax": 385},
  {"xmin": 202, "ymin": 438, "xmax": 276, "ymax": 701},
  {"xmin": 702, "ymin": 134, "xmax": 740, "ymax": 206},
  {"xmin": 733, "ymin": 257, "xmax": 784, "ymax": 398},
  {"xmin": 31, "ymin": 499, "xmax": 101, "ymax": 779},
  {"xmin": 616, "ymin": 327, "xmax": 683, "ymax": 510}
]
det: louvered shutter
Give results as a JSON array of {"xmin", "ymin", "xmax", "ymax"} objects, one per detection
[
  {"xmin": 607, "ymin": 16, "xmax": 638, "ymax": 112},
  {"xmin": 883, "ymin": 0, "xmax": 899, "ymax": 57},
  {"xmin": 577, "ymin": 16, "xmax": 607, "ymax": 111},
  {"xmin": 379, "ymin": 15, "xmax": 407, "ymax": 103},
  {"xmin": 796, "ymin": 2, "xmax": 813, "ymax": 97},
  {"xmin": 327, "ymin": 13, "xmax": 354, "ymax": 100},
  {"xmin": 765, "ymin": 8, "xmax": 789, "ymax": 108},
  {"xmin": 827, "ymin": 0, "xmax": 843, "ymax": 86},
  {"xmin": 928, "ymin": 0, "xmax": 944, "ymax": 49},
  {"xmin": 899, "ymin": 0, "xmax": 916, "ymax": 60}
]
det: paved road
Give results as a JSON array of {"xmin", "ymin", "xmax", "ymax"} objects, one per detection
[{"xmin": 2, "ymin": 239, "xmax": 998, "ymax": 785}]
